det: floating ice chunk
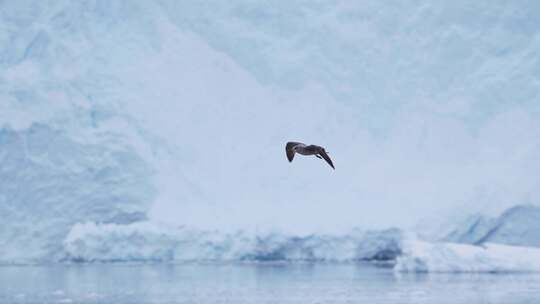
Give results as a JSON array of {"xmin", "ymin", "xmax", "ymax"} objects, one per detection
[
  {"xmin": 395, "ymin": 240, "xmax": 540, "ymax": 273},
  {"xmin": 63, "ymin": 222, "xmax": 404, "ymax": 263}
]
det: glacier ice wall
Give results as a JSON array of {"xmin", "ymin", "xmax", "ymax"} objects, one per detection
[
  {"xmin": 0, "ymin": 1, "xmax": 164, "ymax": 262},
  {"xmin": 162, "ymin": 0, "xmax": 540, "ymax": 126},
  {"xmin": 1, "ymin": 0, "xmax": 540, "ymax": 263},
  {"xmin": 0, "ymin": 124, "xmax": 154, "ymax": 262}
]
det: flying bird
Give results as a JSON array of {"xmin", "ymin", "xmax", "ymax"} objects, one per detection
[{"xmin": 286, "ymin": 141, "xmax": 335, "ymax": 169}]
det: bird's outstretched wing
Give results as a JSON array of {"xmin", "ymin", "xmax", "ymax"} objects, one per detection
[
  {"xmin": 286, "ymin": 142, "xmax": 303, "ymax": 162},
  {"xmin": 319, "ymin": 149, "xmax": 335, "ymax": 169}
]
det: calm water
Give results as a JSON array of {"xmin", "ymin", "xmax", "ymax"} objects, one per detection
[{"xmin": 1, "ymin": 263, "xmax": 540, "ymax": 303}]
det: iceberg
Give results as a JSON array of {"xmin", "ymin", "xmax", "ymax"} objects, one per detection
[
  {"xmin": 395, "ymin": 240, "xmax": 540, "ymax": 273},
  {"xmin": 62, "ymin": 222, "xmax": 404, "ymax": 263}
]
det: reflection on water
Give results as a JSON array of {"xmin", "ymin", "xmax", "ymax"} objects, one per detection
[{"xmin": 1, "ymin": 262, "xmax": 539, "ymax": 303}]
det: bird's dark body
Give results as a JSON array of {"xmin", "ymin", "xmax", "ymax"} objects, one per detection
[
  {"xmin": 285, "ymin": 141, "xmax": 334, "ymax": 169},
  {"xmin": 296, "ymin": 145, "xmax": 321, "ymax": 155}
]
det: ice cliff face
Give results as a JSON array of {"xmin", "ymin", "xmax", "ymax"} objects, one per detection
[
  {"xmin": 0, "ymin": 1, "xmax": 175, "ymax": 262},
  {"xmin": 62, "ymin": 223, "xmax": 404, "ymax": 263},
  {"xmin": 0, "ymin": 124, "xmax": 154, "ymax": 262}
]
